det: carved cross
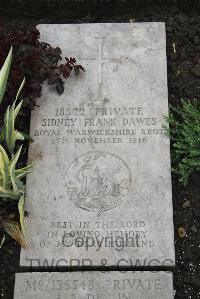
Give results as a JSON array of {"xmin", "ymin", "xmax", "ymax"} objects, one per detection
[{"xmin": 79, "ymin": 37, "xmax": 124, "ymax": 102}]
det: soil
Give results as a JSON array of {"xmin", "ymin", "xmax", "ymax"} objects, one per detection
[{"xmin": 0, "ymin": 1, "xmax": 200, "ymax": 298}]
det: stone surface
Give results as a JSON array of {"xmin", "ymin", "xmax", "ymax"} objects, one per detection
[
  {"xmin": 14, "ymin": 271, "xmax": 174, "ymax": 298},
  {"xmin": 20, "ymin": 23, "xmax": 175, "ymax": 268}
]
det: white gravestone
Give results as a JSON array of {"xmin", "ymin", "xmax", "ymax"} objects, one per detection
[
  {"xmin": 20, "ymin": 23, "xmax": 175, "ymax": 268},
  {"xmin": 14, "ymin": 271, "xmax": 174, "ymax": 299}
]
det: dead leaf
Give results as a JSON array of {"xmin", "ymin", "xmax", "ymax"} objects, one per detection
[
  {"xmin": 183, "ymin": 200, "xmax": 190, "ymax": 209},
  {"xmin": 178, "ymin": 226, "xmax": 186, "ymax": 238},
  {"xmin": 18, "ymin": 194, "xmax": 26, "ymax": 241},
  {"xmin": 172, "ymin": 41, "xmax": 176, "ymax": 53},
  {"xmin": 2, "ymin": 218, "xmax": 27, "ymax": 249}
]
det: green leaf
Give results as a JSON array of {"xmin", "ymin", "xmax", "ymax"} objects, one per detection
[
  {"xmin": 16, "ymin": 131, "xmax": 25, "ymax": 141},
  {"xmin": 4, "ymin": 101, "xmax": 24, "ymax": 153},
  {"xmin": 0, "ymin": 47, "xmax": 12, "ymax": 104},
  {"xmin": 9, "ymin": 146, "xmax": 22, "ymax": 196},
  {"xmin": 0, "ymin": 145, "xmax": 10, "ymax": 188},
  {"xmin": 14, "ymin": 100, "xmax": 23, "ymax": 121},
  {"xmin": 0, "ymin": 186, "xmax": 18, "ymax": 199},
  {"xmin": 19, "ymin": 132, "xmax": 34, "ymax": 142},
  {"xmin": 4, "ymin": 105, "xmax": 14, "ymax": 153},
  {"xmin": 0, "ymin": 157, "xmax": 7, "ymax": 188},
  {"xmin": 0, "ymin": 145, "xmax": 9, "ymax": 165},
  {"xmin": 15, "ymin": 164, "xmax": 33, "ymax": 179},
  {"xmin": 15, "ymin": 78, "xmax": 25, "ymax": 102}
]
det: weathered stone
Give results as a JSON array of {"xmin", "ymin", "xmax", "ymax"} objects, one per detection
[
  {"xmin": 20, "ymin": 23, "xmax": 175, "ymax": 268},
  {"xmin": 14, "ymin": 271, "xmax": 174, "ymax": 298}
]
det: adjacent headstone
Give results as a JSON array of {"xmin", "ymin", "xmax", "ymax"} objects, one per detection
[
  {"xmin": 20, "ymin": 23, "xmax": 175, "ymax": 268},
  {"xmin": 14, "ymin": 271, "xmax": 174, "ymax": 299}
]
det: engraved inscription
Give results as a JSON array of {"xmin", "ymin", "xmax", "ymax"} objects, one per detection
[{"xmin": 32, "ymin": 105, "xmax": 165, "ymax": 147}]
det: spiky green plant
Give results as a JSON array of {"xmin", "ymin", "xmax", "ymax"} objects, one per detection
[
  {"xmin": 0, "ymin": 48, "xmax": 33, "ymax": 248},
  {"xmin": 2, "ymin": 102, "xmax": 24, "ymax": 153},
  {"xmin": 164, "ymin": 99, "xmax": 200, "ymax": 185},
  {"xmin": 0, "ymin": 145, "xmax": 32, "ymax": 199},
  {"xmin": 0, "ymin": 47, "xmax": 12, "ymax": 104}
]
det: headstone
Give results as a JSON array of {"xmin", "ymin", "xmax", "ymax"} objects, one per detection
[
  {"xmin": 14, "ymin": 271, "xmax": 174, "ymax": 298},
  {"xmin": 20, "ymin": 23, "xmax": 175, "ymax": 268}
]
